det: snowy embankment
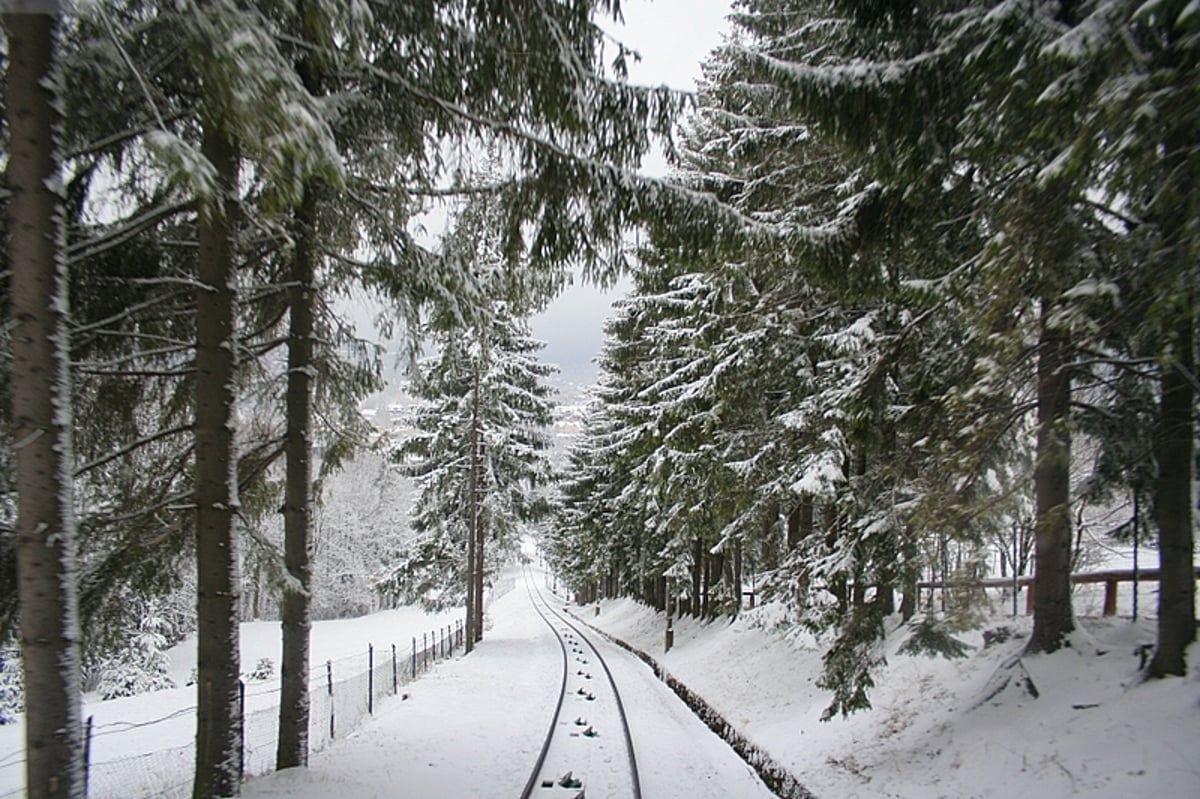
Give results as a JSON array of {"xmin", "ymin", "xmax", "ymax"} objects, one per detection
[{"xmin": 582, "ymin": 594, "xmax": 1200, "ymax": 799}]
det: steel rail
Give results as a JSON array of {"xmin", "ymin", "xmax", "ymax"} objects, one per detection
[
  {"xmin": 521, "ymin": 568, "xmax": 642, "ymax": 799},
  {"xmin": 518, "ymin": 569, "xmax": 570, "ymax": 799}
]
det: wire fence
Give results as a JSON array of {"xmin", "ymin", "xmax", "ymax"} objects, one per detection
[{"xmin": 0, "ymin": 619, "xmax": 465, "ymax": 799}]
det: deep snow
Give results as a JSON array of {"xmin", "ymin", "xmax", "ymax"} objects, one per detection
[{"xmin": 582, "ymin": 587, "xmax": 1200, "ymax": 799}]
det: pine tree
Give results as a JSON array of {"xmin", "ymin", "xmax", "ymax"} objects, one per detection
[
  {"xmin": 1034, "ymin": 0, "xmax": 1199, "ymax": 677},
  {"xmin": 3, "ymin": 4, "xmax": 85, "ymax": 797},
  {"xmin": 392, "ymin": 302, "xmax": 556, "ymax": 644},
  {"xmin": 177, "ymin": 2, "xmax": 344, "ymax": 794}
]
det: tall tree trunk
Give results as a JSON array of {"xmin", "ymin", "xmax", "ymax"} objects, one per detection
[
  {"xmin": 465, "ymin": 364, "xmax": 480, "ymax": 651},
  {"xmin": 900, "ymin": 527, "xmax": 918, "ymax": 621},
  {"xmin": 474, "ymin": 363, "xmax": 486, "ymax": 644},
  {"xmin": 193, "ymin": 122, "xmax": 242, "ymax": 799},
  {"xmin": 6, "ymin": 6, "xmax": 84, "ymax": 797},
  {"xmin": 733, "ymin": 541, "xmax": 743, "ymax": 613},
  {"xmin": 1148, "ymin": 302, "xmax": 1196, "ymax": 677},
  {"xmin": 1026, "ymin": 303, "xmax": 1074, "ymax": 654},
  {"xmin": 474, "ymin": 501, "xmax": 485, "ymax": 644},
  {"xmin": 1146, "ymin": 116, "xmax": 1197, "ymax": 676},
  {"xmin": 786, "ymin": 497, "xmax": 813, "ymax": 549},
  {"xmin": 276, "ymin": 183, "xmax": 318, "ymax": 769},
  {"xmin": 763, "ymin": 502, "xmax": 780, "ymax": 570},
  {"xmin": 276, "ymin": 4, "xmax": 326, "ymax": 764}
]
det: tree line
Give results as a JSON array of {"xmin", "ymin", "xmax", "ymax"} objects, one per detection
[
  {"xmin": 1, "ymin": 2, "xmax": 694, "ymax": 797},
  {"xmin": 547, "ymin": 0, "xmax": 1197, "ymax": 719}
]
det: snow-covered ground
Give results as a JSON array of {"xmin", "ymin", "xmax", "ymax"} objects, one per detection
[
  {"xmin": 582, "ymin": 588, "xmax": 1200, "ymax": 799},
  {"xmin": 242, "ymin": 567, "xmax": 775, "ymax": 799},
  {"xmin": 1, "ymin": 571, "xmax": 1196, "ymax": 798},
  {"xmin": 0, "ymin": 604, "xmax": 464, "ymax": 799}
]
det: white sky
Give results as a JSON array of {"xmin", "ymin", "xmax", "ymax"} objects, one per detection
[{"xmin": 530, "ymin": 0, "xmax": 733, "ymax": 386}]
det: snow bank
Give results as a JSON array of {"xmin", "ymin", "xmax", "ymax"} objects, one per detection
[{"xmin": 583, "ymin": 597, "xmax": 1200, "ymax": 799}]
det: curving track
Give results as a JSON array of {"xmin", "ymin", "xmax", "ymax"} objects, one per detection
[{"xmin": 520, "ymin": 568, "xmax": 641, "ymax": 799}]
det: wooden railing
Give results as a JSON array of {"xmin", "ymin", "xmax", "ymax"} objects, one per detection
[{"xmin": 917, "ymin": 567, "xmax": 1200, "ymax": 616}]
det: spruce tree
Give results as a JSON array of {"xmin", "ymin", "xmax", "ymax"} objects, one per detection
[
  {"xmin": 391, "ymin": 301, "xmax": 556, "ymax": 642},
  {"xmin": 3, "ymin": 4, "xmax": 85, "ymax": 796},
  {"xmin": 1034, "ymin": 0, "xmax": 1199, "ymax": 677}
]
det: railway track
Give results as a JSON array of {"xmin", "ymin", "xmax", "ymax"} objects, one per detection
[{"xmin": 520, "ymin": 568, "xmax": 642, "ymax": 799}]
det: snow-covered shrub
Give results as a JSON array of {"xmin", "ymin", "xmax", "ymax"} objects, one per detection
[
  {"xmin": 247, "ymin": 657, "xmax": 274, "ymax": 681},
  {"xmin": 0, "ymin": 646, "xmax": 25, "ymax": 724},
  {"xmin": 982, "ymin": 625, "xmax": 1021, "ymax": 648},
  {"xmin": 898, "ymin": 615, "xmax": 972, "ymax": 660},
  {"xmin": 94, "ymin": 613, "xmax": 176, "ymax": 700},
  {"xmin": 944, "ymin": 554, "xmax": 992, "ymax": 632}
]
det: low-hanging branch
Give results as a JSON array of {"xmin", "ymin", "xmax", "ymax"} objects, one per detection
[
  {"xmin": 72, "ymin": 342, "xmax": 194, "ymax": 372},
  {"xmin": 84, "ymin": 328, "xmax": 193, "ymax": 349},
  {"xmin": 75, "ymin": 423, "xmax": 195, "ymax": 478},
  {"xmin": 76, "ymin": 365, "xmax": 194, "ymax": 378},
  {"xmin": 71, "ymin": 288, "xmax": 192, "ymax": 337},
  {"xmin": 67, "ymin": 200, "xmax": 193, "ymax": 264}
]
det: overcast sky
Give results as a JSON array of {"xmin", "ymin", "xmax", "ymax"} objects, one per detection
[{"xmin": 529, "ymin": 0, "xmax": 733, "ymax": 386}]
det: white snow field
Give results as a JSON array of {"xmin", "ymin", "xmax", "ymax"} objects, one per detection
[{"xmin": 0, "ymin": 603, "xmax": 465, "ymax": 799}]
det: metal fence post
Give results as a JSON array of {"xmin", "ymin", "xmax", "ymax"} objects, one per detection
[
  {"xmin": 368, "ymin": 644, "xmax": 374, "ymax": 715},
  {"xmin": 238, "ymin": 679, "xmax": 246, "ymax": 782},
  {"xmin": 83, "ymin": 715, "xmax": 93, "ymax": 798},
  {"xmin": 392, "ymin": 643, "xmax": 398, "ymax": 694},
  {"xmin": 327, "ymin": 659, "xmax": 335, "ymax": 740}
]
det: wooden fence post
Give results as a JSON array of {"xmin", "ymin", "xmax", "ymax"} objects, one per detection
[
  {"xmin": 368, "ymin": 644, "xmax": 374, "ymax": 715},
  {"xmin": 1103, "ymin": 579, "xmax": 1118, "ymax": 616}
]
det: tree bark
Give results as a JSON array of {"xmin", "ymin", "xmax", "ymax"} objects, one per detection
[
  {"xmin": 1148, "ymin": 303, "xmax": 1196, "ymax": 677},
  {"xmin": 193, "ymin": 123, "xmax": 242, "ymax": 799},
  {"xmin": 276, "ymin": 183, "xmax": 318, "ymax": 769},
  {"xmin": 6, "ymin": 7, "xmax": 85, "ymax": 797},
  {"xmin": 900, "ymin": 527, "xmax": 918, "ymax": 621},
  {"xmin": 786, "ymin": 497, "xmax": 813, "ymax": 549},
  {"xmin": 465, "ymin": 363, "xmax": 480, "ymax": 651},
  {"xmin": 1026, "ymin": 303, "xmax": 1074, "ymax": 654},
  {"xmin": 474, "ymin": 363, "xmax": 486, "ymax": 644}
]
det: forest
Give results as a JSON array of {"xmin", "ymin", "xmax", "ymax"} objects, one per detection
[{"xmin": 1, "ymin": 1, "xmax": 1196, "ymax": 798}]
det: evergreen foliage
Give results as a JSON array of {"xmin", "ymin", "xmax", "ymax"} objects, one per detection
[
  {"xmin": 897, "ymin": 615, "xmax": 973, "ymax": 661},
  {"xmin": 0, "ymin": 646, "xmax": 23, "ymax": 726},
  {"xmin": 386, "ymin": 296, "xmax": 557, "ymax": 612},
  {"xmin": 93, "ymin": 609, "xmax": 177, "ymax": 700},
  {"xmin": 0, "ymin": 0, "xmax": 1193, "ymax": 775},
  {"xmin": 551, "ymin": 0, "xmax": 1197, "ymax": 714}
]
